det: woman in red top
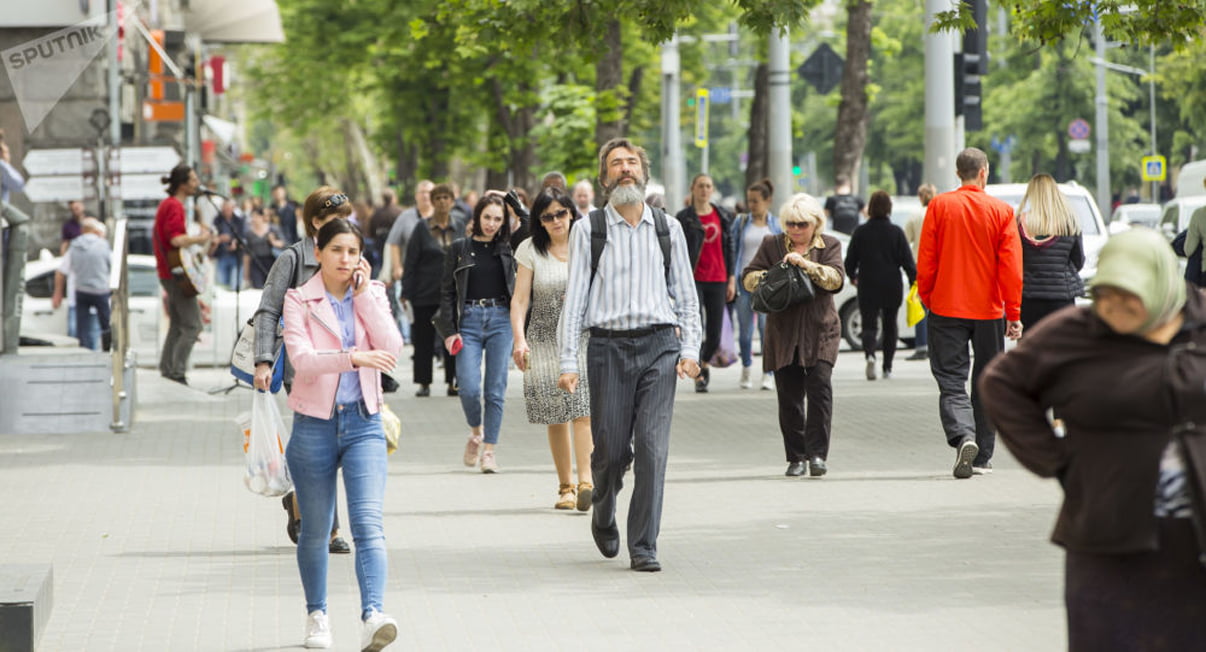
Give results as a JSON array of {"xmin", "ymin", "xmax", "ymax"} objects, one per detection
[
  {"xmin": 675, "ymin": 174, "xmax": 736, "ymax": 392},
  {"xmin": 152, "ymin": 164, "xmax": 211, "ymax": 385}
]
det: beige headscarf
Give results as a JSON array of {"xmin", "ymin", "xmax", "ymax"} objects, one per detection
[{"xmin": 1089, "ymin": 227, "xmax": 1186, "ymax": 333}]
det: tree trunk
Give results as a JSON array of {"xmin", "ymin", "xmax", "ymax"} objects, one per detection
[
  {"xmin": 595, "ymin": 19, "xmax": 625, "ymax": 147},
  {"xmin": 746, "ymin": 63, "xmax": 770, "ymax": 190},
  {"xmin": 395, "ymin": 131, "xmax": 417, "ymax": 202},
  {"xmin": 346, "ymin": 119, "xmax": 383, "ymax": 204},
  {"xmin": 341, "ymin": 119, "xmax": 362, "ymax": 200},
  {"xmin": 427, "ymin": 83, "xmax": 451, "ymax": 180},
  {"xmin": 833, "ymin": 0, "xmax": 873, "ymax": 193}
]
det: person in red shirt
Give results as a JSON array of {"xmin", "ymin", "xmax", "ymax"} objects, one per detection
[
  {"xmin": 153, "ymin": 164, "xmax": 212, "ymax": 385},
  {"xmin": 916, "ymin": 148, "xmax": 1022, "ymax": 479},
  {"xmin": 674, "ymin": 173, "xmax": 735, "ymax": 392}
]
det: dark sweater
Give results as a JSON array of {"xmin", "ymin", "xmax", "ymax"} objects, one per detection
[{"xmin": 844, "ymin": 218, "xmax": 916, "ymax": 307}]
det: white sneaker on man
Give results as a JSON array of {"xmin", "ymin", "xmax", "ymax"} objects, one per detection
[
  {"xmin": 304, "ymin": 610, "xmax": 332, "ymax": 649},
  {"xmin": 361, "ymin": 609, "xmax": 398, "ymax": 651},
  {"xmin": 760, "ymin": 373, "xmax": 774, "ymax": 391},
  {"xmin": 740, "ymin": 366, "xmax": 752, "ymax": 389}
]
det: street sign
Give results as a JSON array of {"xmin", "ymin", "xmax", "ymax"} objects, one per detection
[
  {"xmin": 22, "ymin": 175, "xmax": 85, "ymax": 203},
  {"xmin": 1142, "ymin": 155, "xmax": 1167, "ymax": 182},
  {"xmin": 22, "ymin": 148, "xmax": 89, "ymax": 176},
  {"xmin": 1068, "ymin": 118, "xmax": 1091, "ymax": 140},
  {"xmin": 990, "ymin": 134, "xmax": 1016, "ymax": 154},
  {"xmin": 798, "ymin": 43, "xmax": 844, "ymax": 95},
  {"xmin": 710, "ymin": 86, "xmax": 732, "ymax": 105},
  {"xmin": 1069, "ymin": 139, "xmax": 1091, "ymax": 154},
  {"xmin": 118, "ymin": 146, "xmax": 180, "ymax": 174},
  {"xmin": 694, "ymin": 88, "xmax": 710, "ymax": 149},
  {"xmin": 118, "ymin": 173, "xmax": 171, "ymax": 200}
]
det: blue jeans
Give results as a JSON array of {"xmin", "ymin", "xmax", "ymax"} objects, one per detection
[
  {"xmin": 287, "ymin": 402, "xmax": 388, "ymax": 618},
  {"xmin": 733, "ymin": 285, "xmax": 766, "ymax": 368},
  {"xmin": 216, "ymin": 254, "xmax": 242, "ymax": 290},
  {"xmin": 455, "ymin": 304, "xmax": 512, "ymax": 444},
  {"xmin": 67, "ymin": 304, "xmax": 101, "ymax": 344},
  {"xmin": 75, "ymin": 290, "xmax": 111, "ymax": 351}
]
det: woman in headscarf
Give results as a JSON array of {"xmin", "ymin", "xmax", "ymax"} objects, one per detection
[{"xmin": 979, "ymin": 228, "xmax": 1206, "ymax": 651}]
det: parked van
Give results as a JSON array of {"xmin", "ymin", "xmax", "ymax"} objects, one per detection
[{"xmin": 1176, "ymin": 159, "xmax": 1206, "ymax": 198}]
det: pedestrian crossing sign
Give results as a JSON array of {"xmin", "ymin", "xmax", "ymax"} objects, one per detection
[{"xmin": 1142, "ymin": 155, "xmax": 1166, "ymax": 182}]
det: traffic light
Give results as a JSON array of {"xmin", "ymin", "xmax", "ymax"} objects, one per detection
[{"xmin": 958, "ymin": 0, "xmax": 988, "ymax": 131}]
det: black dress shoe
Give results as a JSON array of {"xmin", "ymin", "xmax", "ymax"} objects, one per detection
[
  {"xmin": 282, "ymin": 493, "xmax": 300, "ymax": 544},
  {"xmin": 630, "ymin": 556, "xmax": 661, "ymax": 572},
  {"xmin": 591, "ymin": 519, "xmax": 620, "ymax": 559},
  {"xmin": 695, "ymin": 366, "xmax": 711, "ymax": 393},
  {"xmin": 809, "ymin": 456, "xmax": 828, "ymax": 477},
  {"xmin": 415, "ymin": 384, "xmax": 430, "ymax": 397},
  {"xmin": 785, "ymin": 461, "xmax": 807, "ymax": 477},
  {"xmin": 447, "ymin": 383, "xmax": 459, "ymax": 397},
  {"xmin": 329, "ymin": 535, "xmax": 351, "ymax": 554}
]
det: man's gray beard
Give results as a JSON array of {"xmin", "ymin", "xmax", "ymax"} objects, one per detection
[{"xmin": 608, "ymin": 182, "xmax": 646, "ymax": 207}]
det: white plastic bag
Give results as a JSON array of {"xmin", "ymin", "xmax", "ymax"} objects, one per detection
[{"xmin": 239, "ymin": 392, "xmax": 293, "ymax": 497}]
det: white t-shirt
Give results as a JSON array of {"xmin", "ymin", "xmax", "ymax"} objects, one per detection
[{"xmin": 740, "ymin": 222, "xmax": 772, "ymax": 273}]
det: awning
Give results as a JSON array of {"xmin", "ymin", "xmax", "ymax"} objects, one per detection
[
  {"xmin": 184, "ymin": 0, "xmax": 285, "ymax": 44},
  {"xmin": 202, "ymin": 115, "xmax": 238, "ymax": 145}
]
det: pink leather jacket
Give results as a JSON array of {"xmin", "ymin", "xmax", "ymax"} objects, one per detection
[{"xmin": 283, "ymin": 274, "xmax": 403, "ymax": 419}]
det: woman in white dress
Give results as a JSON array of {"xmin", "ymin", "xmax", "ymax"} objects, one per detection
[{"xmin": 510, "ymin": 187, "xmax": 594, "ymax": 511}]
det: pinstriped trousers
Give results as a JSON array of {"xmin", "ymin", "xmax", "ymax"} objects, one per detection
[{"xmin": 587, "ymin": 328, "xmax": 680, "ymax": 560}]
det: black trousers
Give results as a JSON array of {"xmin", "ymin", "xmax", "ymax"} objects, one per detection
[
  {"xmin": 773, "ymin": 361, "xmax": 833, "ymax": 462},
  {"xmin": 927, "ymin": 312, "xmax": 1004, "ymax": 465},
  {"xmin": 696, "ymin": 281, "xmax": 728, "ymax": 364},
  {"xmin": 411, "ymin": 303, "xmax": 455, "ymax": 386},
  {"xmin": 858, "ymin": 296, "xmax": 901, "ymax": 372},
  {"xmin": 1021, "ymin": 297, "xmax": 1073, "ymax": 333}
]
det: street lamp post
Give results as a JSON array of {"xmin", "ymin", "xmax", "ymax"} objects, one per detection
[{"xmin": 1092, "ymin": 44, "xmax": 1159, "ymax": 205}]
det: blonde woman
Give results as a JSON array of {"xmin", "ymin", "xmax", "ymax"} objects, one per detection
[
  {"xmin": 741, "ymin": 194, "xmax": 845, "ymax": 477},
  {"xmin": 1018, "ymin": 173, "xmax": 1084, "ymax": 331}
]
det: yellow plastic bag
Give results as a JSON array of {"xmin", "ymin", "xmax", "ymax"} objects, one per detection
[
  {"xmin": 906, "ymin": 283, "xmax": 925, "ymax": 327},
  {"xmin": 381, "ymin": 404, "xmax": 401, "ymax": 455}
]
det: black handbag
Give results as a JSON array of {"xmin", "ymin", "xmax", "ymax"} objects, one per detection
[
  {"xmin": 751, "ymin": 262, "xmax": 816, "ymax": 313},
  {"xmin": 381, "ymin": 372, "xmax": 400, "ymax": 393}
]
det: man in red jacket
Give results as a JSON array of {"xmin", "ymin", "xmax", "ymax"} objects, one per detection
[{"xmin": 917, "ymin": 148, "xmax": 1022, "ymax": 479}]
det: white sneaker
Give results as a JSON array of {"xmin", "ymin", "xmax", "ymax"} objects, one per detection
[
  {"xmin": 739, "ymin": 366, "xmax": 752, "ymax": 389},
  {"xmin": 865, "ymin": 355, "xmax": 877, "ymax": 381},
  {"xmin": 304, "ymin": 610, "xmax": 332, "ymax": 649},
  {"xmin": 361, "ymin": 610, "xmax": 398, "ymax": 651},
  {"xmin": 760, "ymin": 373, "xmax": 774, "ymax": 391}
]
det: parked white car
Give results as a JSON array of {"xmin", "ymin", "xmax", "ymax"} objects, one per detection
[
  {"xmin": 21, "ymin": 250, "xmax": 261, "ymax": 368},
  {"xmin": 1158, "ymin": 195, "xmax": 1206, "ymax": 239},
  {"xmin": 1109, "ymin": 203, "xmax": 1162, "ymax": 233}
]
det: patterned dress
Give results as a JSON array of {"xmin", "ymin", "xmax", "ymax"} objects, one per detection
[{"xmin": 514, "ymin": 238, "xmax": 591, "ymax": 424}]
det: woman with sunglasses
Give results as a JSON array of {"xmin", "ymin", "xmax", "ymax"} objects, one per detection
[
  {"xmin": 511, "ymin": 187, "xmax": 594, "ymax": 510},
  {"xmin": 253, "ymin": 186, "xmax": 353, "ymax": 554},
  {"xmin": 282, "ymin": 218, "xmax": 402, "ymax": 650},
  {"xmin": 435, "ymin": 194, "xmax": 516, "ymax": 472},
  {"xmin": 742, "ymin": 194, "xmax": 845, "ymax": 478}
]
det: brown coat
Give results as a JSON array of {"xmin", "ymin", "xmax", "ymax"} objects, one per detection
[
  {"xmin": 742, "ymin": 233, "xmax": 845, "ymax": 372},
  {"xmin": 979, "ymin": 286, "xmax": 1206, "ymax": 556}
]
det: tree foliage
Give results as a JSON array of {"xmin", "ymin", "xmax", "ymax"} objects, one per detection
[{"xmin": 934, "ymin": 1, "xmax": 1206, "ymax": 47}]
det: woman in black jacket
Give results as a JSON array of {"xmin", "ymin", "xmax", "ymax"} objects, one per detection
[
  {"xmin": 1018, "ymin": 173, "xmax": 1084, "ymax": 331},
  {"xmin": 843, "ymin": 190, "xmax": 915, "ymax": 380},
  {"xmin": 402, "ymin": 183, "xmax": 461, "ymax": 397},
  {"xmin": 434, "ymin": 194, "xmax": 516, "ymax": 473}
]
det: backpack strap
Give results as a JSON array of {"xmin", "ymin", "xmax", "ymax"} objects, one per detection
[
  {"xmin": 652, "ymin": 208, "xmax": 671, "ymax": 282},
  {"xmin": 589, "ymin": 207, "xmax": 672, "ymax": 288},
  {"xmin": 589, "ymin": 209, "xmax": 608, "ymax": 287}
]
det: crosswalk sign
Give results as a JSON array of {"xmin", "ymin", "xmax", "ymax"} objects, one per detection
[{"xmin": 1141, "ymin": 155, "xmax": 1166, "ymax": 182}]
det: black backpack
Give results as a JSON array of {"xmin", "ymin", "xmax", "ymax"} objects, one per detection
[{"xmin": 588, "ymin": 208, "xmax": 672, "ymax": 287}]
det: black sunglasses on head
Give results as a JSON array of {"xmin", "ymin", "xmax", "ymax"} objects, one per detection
[{"xmin": 322, "ymin": 193, "xmax": 349, "ymax": 209}]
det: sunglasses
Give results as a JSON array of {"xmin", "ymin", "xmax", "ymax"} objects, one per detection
[
  {"xmin": 540, "ymin": 208, "xmax": 571, "ymax": 223},
  {"xmin": 783, "ymin": 220, "xmax": 812, "ymax": 228},
  {"xmin": 322, "ymin": 193, "xmax": 348, "ymax": 209}
]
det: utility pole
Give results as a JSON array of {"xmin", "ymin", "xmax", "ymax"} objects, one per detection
[
  {"xmin": 1094, "ymin": 18, "xmax": 1110, "ymax": 220},
  {"xmin": 768, "ymin": 28, "xmax": 792, "ymax": 204},
  {"xmin": 924, "ymin": 0, "xmax": 957, "ymax": 191},
  {"xmin": 661, "ymin": 35, "xmax": 684, "ymax": 212}
]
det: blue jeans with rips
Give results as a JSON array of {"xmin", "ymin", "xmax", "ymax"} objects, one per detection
[
  {"xmin": 286, "ymin": 401, "xmax": 389, "ymax": 619},
  {"xmin": 455, "ymin": 304, "xmax": 513, "ymax": 444},
  {"xmin": 733, "ymin": 285, "xmax": 766, "ymax": 369}
]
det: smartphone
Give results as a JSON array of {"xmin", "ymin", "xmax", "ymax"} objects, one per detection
[
  {"xmin": 449, "ymin": 338, "xmax": 463, "ymax": 355},
  {"xmin": 352, "ymin": 271, "xmax": 364, "ymax": 289}
]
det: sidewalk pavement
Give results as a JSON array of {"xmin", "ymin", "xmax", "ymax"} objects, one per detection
[{"xmin": 0, "ymin": 347, "xmax": 1066, "ymax": 651}]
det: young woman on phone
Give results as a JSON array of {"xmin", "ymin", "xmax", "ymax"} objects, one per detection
[{"xmin": 282, "ymin": 219, "xmax": 403, "ymax": 650}]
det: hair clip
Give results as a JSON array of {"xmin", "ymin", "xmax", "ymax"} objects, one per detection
[{"xmin": 323, "ymin": 193, "xmax": 348, "ymax": 209}]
